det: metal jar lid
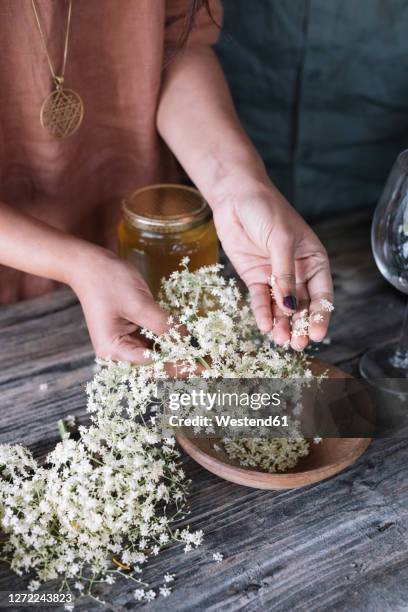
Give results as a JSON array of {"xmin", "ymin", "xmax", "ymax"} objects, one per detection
[{"xmin": 122, "ymin": 184, "xmax": 212, "ymax": 233}]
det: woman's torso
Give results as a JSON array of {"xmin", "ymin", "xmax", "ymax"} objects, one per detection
[{"xmin": 0, "ymin": 0, "xmax": 178, "ymax": 301}]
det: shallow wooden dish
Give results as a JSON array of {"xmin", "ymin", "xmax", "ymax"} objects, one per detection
[{"xmin": 176, "ymin": 360, "xmax": 371, "ymax": 490}]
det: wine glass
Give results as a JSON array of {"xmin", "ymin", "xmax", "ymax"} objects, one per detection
[{"xmin": 359, "ymin": 149, "xmax": 408, "ymax": 393}]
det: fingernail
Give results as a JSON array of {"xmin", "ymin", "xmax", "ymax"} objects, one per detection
[{"xmin": 283, "ymin": 295, "xmax": 297, "ymax": 310}]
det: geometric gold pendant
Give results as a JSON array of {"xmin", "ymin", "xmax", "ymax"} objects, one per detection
[{"xmin": 40, "ymin": 87, "xmax": 84, "ymax": 139}]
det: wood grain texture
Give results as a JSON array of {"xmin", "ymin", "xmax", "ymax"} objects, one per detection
[{"xmin": 0, "ymin": 211, "xmax": 408, "ymax": 611}]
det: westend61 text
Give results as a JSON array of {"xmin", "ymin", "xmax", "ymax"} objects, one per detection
[{"xmin": 167, "ymin": 415, "xmax": 289, "ymax": 428}]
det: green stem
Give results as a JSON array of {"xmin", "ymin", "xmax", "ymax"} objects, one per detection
[
  {"xmin": 57, "ymin": 419, "xmax": 68, "ymax": 440},
  {"xmin": 196, "ymin": 357, "xmax": 210, "ymax": 369}
]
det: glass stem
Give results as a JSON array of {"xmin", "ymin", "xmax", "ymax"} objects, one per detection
[{"xmin": 392, "ymin": 300, "xmax": 408, "ymax": 368}]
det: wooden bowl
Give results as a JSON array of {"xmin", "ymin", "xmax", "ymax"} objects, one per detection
[{"xmin": 176, "ymin": 360, "xmax": 371, "ymax": 490}]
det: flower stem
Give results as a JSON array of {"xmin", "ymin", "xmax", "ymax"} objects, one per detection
[
  {"xmin": 57, "ymin": 419, "xmax": 68, "ymax": 440},
  {"xmin": 196, "ymin": 357, "xmax": 210, "ymax": 369}
]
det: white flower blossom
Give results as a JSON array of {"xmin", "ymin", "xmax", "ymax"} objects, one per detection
[
  {"xmin": 134, "ymin": 589, "xmax": 145, "ymax": 601},
  {"xmin": 160, "ymin": 586, "xmax": 172, "ymax": 597},
  {"xmin": 320, "ymin": 298, "xmax": 334, "ymax": 312},
  {"xmin": 144, "ymin": 589, "xmax": 156, "ymax": 601},
  {"xmin": 164, "ymin": 572, "xmax": 175, "ymax": 583},
  {"xmin": 212, "ymin": 552, "xmax": 223, "ymax": 563}
]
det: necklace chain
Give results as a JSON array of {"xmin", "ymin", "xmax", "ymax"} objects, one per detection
[{"xmin": 31, "ymin": 0, "xmax": 73, "ymax": 87}]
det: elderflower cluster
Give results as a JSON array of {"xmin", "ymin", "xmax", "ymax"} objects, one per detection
[
  {"xmin": 292, "ymin": 299, "xmax": 334, "ymax": 339},
  {"xmin": 222, "ymin": 437, "xmax": 310, "ymax": 472},
  {"xmin": 0, "ymin": 260, "xmax": 326, "ymax": 604},
  {"xmin": 0, "ymin": 360, "xmax": 200, "ymax": 603},
  {"xmin": 155, "ymin": 261, "xmax": 323, "ymax": 473},
  {"xmin": 154, "ymin": 262, "xmax": 313, "ymax": 380},
  {"xmin": 269, "ymin": 274, "xmax": 334, "ymax": 339}
]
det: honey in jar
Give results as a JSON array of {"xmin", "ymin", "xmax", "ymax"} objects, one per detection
[{"xmin": 118, "ymin": 184, "xmax": 219, "ymax": 296}]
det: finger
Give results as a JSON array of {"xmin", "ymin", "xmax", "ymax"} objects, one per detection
[
  {"xmin": 97, "ymin": 335, "xmax": 153, "ymax": 364},
  {"xmin": 127, "ymin": 295, "xmax": 170, "ymax": 336},
  {"xmin": 307, "ymin": 259, "xmax": 334, "ymax": 342},
  {"xmin": 290, "ymin": 284, "xmax": 310, "ymax": 351},
  {"xmin": 248, "ymin": 282, "xmax": 273, "ymax": 333},
  {"xmin": 271, "ymin": 303, "xmax": 291, "ymax": 346},
  {"xmin": 270, "ymin": 238, "xmax": 297, "ymax": 314},
  {"xmin": 308, "ymin": 293, "xmax": 334, "ymax": 342}
]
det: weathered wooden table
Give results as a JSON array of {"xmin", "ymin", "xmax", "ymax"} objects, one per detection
[{"xmin": 1, "ymin": 211, "xmax": 408, "ymax": 611}]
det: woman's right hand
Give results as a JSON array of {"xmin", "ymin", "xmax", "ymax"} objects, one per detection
[
  {"xmin": 211, "ymin": 182, "xmax": 333, "ymax": 351},
  {"xmin": 70, "ymin": 248, "xmax": 169, "ymax": 363}
]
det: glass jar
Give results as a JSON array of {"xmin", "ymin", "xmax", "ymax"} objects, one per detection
[{"xmin": 118, "ymin": 184, "xmax": 219, "ymax": 296}]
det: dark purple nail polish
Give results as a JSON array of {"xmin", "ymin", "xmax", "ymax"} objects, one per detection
[{"xmin": 283, "ymin": 295, "xmax": 297, "ymax": 310}]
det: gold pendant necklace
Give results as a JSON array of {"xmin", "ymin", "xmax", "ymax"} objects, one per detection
[{"xmin": 32, "ymin": 0, "xmax": 84, "ymax": 139}]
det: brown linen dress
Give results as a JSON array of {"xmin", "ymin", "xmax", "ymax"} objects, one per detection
[{"xmin": 0, "ymin": 0, "xmax": 221, "ymax": 301}]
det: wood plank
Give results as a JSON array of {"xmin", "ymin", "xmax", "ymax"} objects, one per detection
[{"xmin": 0, "ymin": 210, "xmax": 407, "ymax": 611}]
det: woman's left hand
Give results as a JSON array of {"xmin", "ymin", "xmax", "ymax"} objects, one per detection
[{"xmin": 211, "ymin": 183, "xmax": 333, "ymax": 350}]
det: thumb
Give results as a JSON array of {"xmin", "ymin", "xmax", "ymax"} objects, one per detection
[
  {"xmin": 130, "ymin": 293, "xmax": 169, "ymax": 336},
  {"xmin": 270, "ymin": 238, "xmax": 297, "ymax": 314},
  {"xmin": 110, "ymin": 336, "xmax": 155, "ymax": 364}
]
